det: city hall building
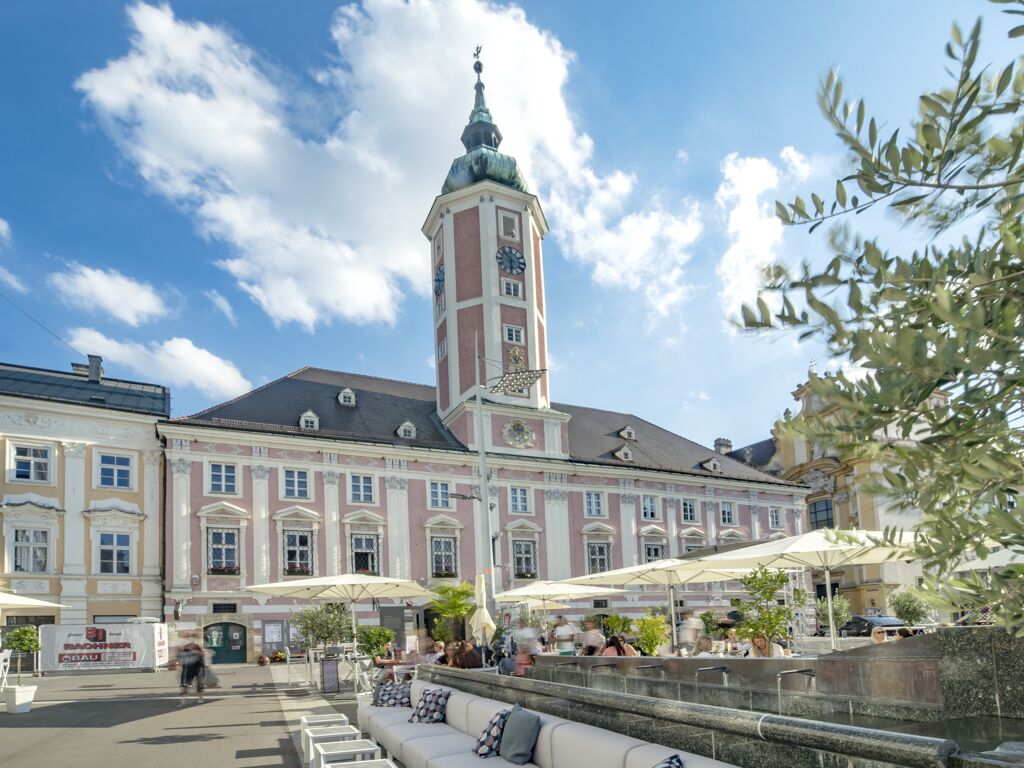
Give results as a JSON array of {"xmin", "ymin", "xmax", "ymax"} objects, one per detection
[{"xmin": 159, "ymin": 64, "xmax": 808, "ymax": 660}]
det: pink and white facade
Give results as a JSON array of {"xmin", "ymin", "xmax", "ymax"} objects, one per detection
[{"xmin": 158, "ymin": 64, "xmax": 808, "ymax": 660}]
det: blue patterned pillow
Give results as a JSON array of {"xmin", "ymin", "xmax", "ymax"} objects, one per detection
[
  {"xmin": 372, "ymin": 681, "xmax": 392, "ymax": 706},
  {"xmin": 380, "ymin": 682, "xmax": 411, "ymax": 708},
  {"xmin": 653, "ymin": 756, "xmax": 684, "ymax": 768},
  {"xmin": 409, "ymin": 687, "xmax": 452, "ymax": 723},
  {"xmin": 473, "ymin": 708, "xmax": 512, "ymax": 757}
]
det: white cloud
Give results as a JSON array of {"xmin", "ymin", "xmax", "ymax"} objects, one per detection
[
  {"xmin": 67, "ymin": 327, "xmax": 251, "ymax": 399},
  {"xmin": 76, "ymin": 1, "xmax": 700, "ymax": 331},
  {"xmin": 425, "ymin": 354, "xmax": 435, "ymax": 370},
  {"xmin": 0, "ymin": 218, "xmax": 10, "ymax": 247},
  {"xmin": 49, "ymin": 263, "xmax": 168, "ymax": 326},
  {"xmin": 676, "ymin": 149, "xmax": 689, "ymax": 163},
  {"xmin": 779, "ymin": 146, "xmax": 811, "ymax": 180},
  {"xmin": 204, "ymin": 289, "xmax": 237, "ymax": 326},
  {"xmin": 0, "ymin": 267, "xmax": 26, "ymax": 293}
]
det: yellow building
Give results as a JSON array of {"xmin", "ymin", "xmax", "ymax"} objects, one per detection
[
  {"xmin": 727, "ymin": 372, "xmax": 924, "ymax": 616},
  {"xmin": 0, "ymin": 355, "xmax": 168, "ymax": 630}
]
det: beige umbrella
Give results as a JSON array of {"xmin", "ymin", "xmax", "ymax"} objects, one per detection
[
  {"xmin": 564, "ymin": 559, "xmax": 754, "ymax": 648},
  {"xmin": 495, "ymin": 581, "xmax": 623, "ymax": 626},
  {"xmin": 0, "ymin": 592, "xmax": 68, "ymax": 611},
  {"xmin": 695, "ymin": 529, "xmax": 915, "ymax": 650},
  {"xmin": 469, "ymin": 574, "xmax": 496, "ymax": 645}
]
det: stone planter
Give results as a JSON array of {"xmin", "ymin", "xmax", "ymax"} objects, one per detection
[{"xmin": 3, "ymin": 685, "xmax": 37, "ymax": 714}]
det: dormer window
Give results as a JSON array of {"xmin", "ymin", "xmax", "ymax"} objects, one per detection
[
  {"xmin": 614, "ymin": 445, "xmax": 634, "ymax": 462},
  {"xmin": 397, "ymin": 421, "xmax": 417, "ymax": 440},
  {"xmin": 702, "ymin": 457, "xmax": 722, "ymax": 472},
  {"xmin": 299, "ymin": 410, "xmax": 319, "ymax": 430},
  {"xmin": 338, "ymin": 388, "xmax": 356, "ymax": 407},
  {"xmin": 619, "ymin": 426, "xmax": 637, "ymax": 440}
]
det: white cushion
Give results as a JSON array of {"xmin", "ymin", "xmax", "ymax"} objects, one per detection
[
  {"xmin": 365, "ymin": 707, "xmax": 416, "ymax": 742},
  {"xmin": 625, "ymin": 743, "xmax": 736, "ymax": 768},
  {"xmin": 550, "ymin": 722, "xmax": 646, "ymax": 768},
  {"xmin": 400, "ymin": 732, "xmax": 478, "ymax": 768},
  {"xmin": 376, "ymin": 720, "xmax": 460, "ymax": 762},
  {"xmin": 531, "ymin": 713, "xmax": 572, "ymax": 768},
  {"xmin": 443, "ymin": 690, "xmax": 479, "ymax": 733},
  {"xmin": 465, "ymin": 697, "xmax": 511, "ymax": 737},
  {"xmin": 426, "ymin": 752, "xmax": 540, "ymax": 768}
]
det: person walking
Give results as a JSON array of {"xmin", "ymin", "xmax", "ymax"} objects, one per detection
[
  {"xmin": 175, "ymin": 633, "xmax": 206, "ymax": 707},
  {"xmin": 677, "ymin": 611, "xmax": 704, "ymax": 655}
]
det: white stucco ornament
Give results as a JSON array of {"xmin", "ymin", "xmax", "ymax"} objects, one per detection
[{"xmin": 502, "ymin": 419, "xmax": 536, "ymax": 449}]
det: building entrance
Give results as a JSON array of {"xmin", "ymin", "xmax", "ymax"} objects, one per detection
[{"xmin": 204, "ymin": 622, "xmax": 246, "ymax": 664}]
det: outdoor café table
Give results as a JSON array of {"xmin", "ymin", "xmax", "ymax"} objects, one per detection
[
  {"xmin": 314, "ymin": 739, "xmax": 383, "ymax": 766},
  {"xmin": 301, "ymin": 713, "xmax": 349, "ymax": 730},
  {"xmin": 303, "ymin": 724, "xmax": 359, "ymax": 764}
]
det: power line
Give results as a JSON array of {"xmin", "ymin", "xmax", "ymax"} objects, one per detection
[{"xmin": 0, "ymin": 287, "xmax": 85, "ymax": 359}]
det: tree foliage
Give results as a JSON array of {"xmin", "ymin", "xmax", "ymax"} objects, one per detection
[
  {"xmin": 3, "ymin": 625, "xmax": 41, "ymax": 683},
  {"xmin": 289, "ymin": 604, "xmax": 352, "ymax": 650},
  {"xmin": 356, "ymin": 625, "xmax": 395, "ymax": 658},
  {"xmin": 634, "ymin": 616, "xmax": 671, "ymax": 656},
  {"xmin": 601, "ymin": 614, "xmax": 634, "ymax": 637},
  {"xmin": 815, "ymin": 592, "xmax": 853, "ymax": 630},
  {"xmin": 742, "ymin": 6, "xmax": 1024, "ymax": 634},
  {"xmin": 699, "ymin": 610, "xmax": 721, "ymax": 638},
  {"xmin": 731, "ymin": 566, "xmax": 804, "ymax": 641},
  {"xmin": 429, "ymin": 581, "xmax": 475, "ymax": 641},
  {"xmin": 888, "ymin": 589, "xmax": 931, "ymax": 625}
]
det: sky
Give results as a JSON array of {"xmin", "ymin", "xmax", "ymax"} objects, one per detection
[{"xmin": 0, "ymin": 1, "xmax": 1018, "ymax": 450}]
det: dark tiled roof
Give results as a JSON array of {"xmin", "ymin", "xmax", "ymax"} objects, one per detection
[
  {"xmin": 727, "ymin": 437, "xmax": 777, "ymax": 469},
  {"xmin": 176, "ymin": 367, "xmax": 795, "ymax": 487},
  {"xmin": 0, "ymin": 362, "xmax": 170, "ymax": 417}
]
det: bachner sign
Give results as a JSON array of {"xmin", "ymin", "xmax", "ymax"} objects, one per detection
[{"xmin": 40, "ymin": 623, "xmax": 169, "ymax": 672}]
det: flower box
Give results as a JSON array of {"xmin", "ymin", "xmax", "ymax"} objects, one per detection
[
  {"xmin": 285, "ymin": 567, "xmax": 311, "ymax": 576},
  {"xmin": 208, "ymin": 566, "xmax": 240, "ymax": 576},
  {"xmin": 432, "ymin": 571, "xmax": 458, "ymax": 579},
  {"xmin": 515, "ymin": 572, "xmax": 537, "ymax": 580}
]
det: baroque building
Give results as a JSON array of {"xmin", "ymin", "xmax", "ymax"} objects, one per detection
[
  {"xmin": 0, "ymin": 355, "xmax": 167, "ymax": 629},
  {"xmin": 728, "ymin": 370, "xmax": 925, "ymax": 616},
  {"xmin": 158, "ymin": 62, "xmax": 807, "ymax": 661}
]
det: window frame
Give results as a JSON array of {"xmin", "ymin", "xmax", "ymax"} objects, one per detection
[
  {"xmin": 8, "ymin": 441, "xmax": 56, "ymax": 486},
  {"xmin": 643, "ymin": 540, "xmax": 666, "ymax": 563},
  {"xmin": 512, "ymin": 539, "xmax": 537, "ymax": 579},
  {"xmin": 586, "ymin": 541, "xmax": 612, "ymax": 574},
  {"xmin": 207, "ymin": 526, "xmax": 241, "ymax": 575},
  {"xmin": 501, "ymin": 278, "xmax": 523, "ymax": 299},
  {"xmin": 349, "ymin": 473, "xmax": 377, "ymax": 505},
  {"xmin": 680, "ymin": 498, "xmax": 698, "ymax": 523},
  {"xmin": 208, "ymin": 462, "xmax": 239, "ymax": 496},
  {"xmin": 509, "ymin": 486, "xmax": 530, "ymax": 515},
  {"xmin": 437, "ymin": 337, "xmax": 448, "ymax": 360},
  {"xmin": 350, "ymin": 532, "xmax": 380, "ymax": 576},
  {"xmin": 12, "ymin": 527, "xmax": 50, "ymax": 574},
  {"xmin": 502, "ymin": 324, "xmax": 525, "ymax": 345},
  {"xmin": 809, "ymin": 498, "xmax": 834, "ymax": 530},
  {"xmin": 94, "ymin": 450, "xmax": 135, "ymax": 491},
  {"xmin": 499, "ymin": 211, "xmax": 520, "ymax": 242},
  {"xmin": 429, "ymin": 480, "xmax": 451, "ymax": 510},
  {"xmin": 720, "ymin": 502, "xmax": 736, "ymax": 526},
  {"xmin": 768, "ymin": 506, "xmax": 783, "ymax": 529},
  {"xmin": 430, "ymin": 534, "xmax": 458, "ymax": 578},
  {"xmin": 584, "ymin": 491, "xmax": 605, "ymax": 518},
  {"xmin": 282, "ymin": 468, "xmax": 312, "ymax": 501},
  {"xmin": 641, "ymin": 494, "xmax": 660, "ymax": 521},
  {"xmin": 283, "ymin": 528, "xmax": 314, "ymax": 576},
  {"xmin": 98, "ymin": 531, "xmax": 133, "ymax": 575}
]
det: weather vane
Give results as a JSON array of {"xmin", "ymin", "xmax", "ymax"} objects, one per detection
[
  {"xmin": 473, "ymin": 45, "xmax": 482, "ymax": 60},
  {"xmin": 473, "ymin": 45, "xmax": 483, "ymax": 78}
]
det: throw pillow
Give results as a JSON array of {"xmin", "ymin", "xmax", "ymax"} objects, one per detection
[
  {"xmin": 380, "ymin": 682, "xmax": 411, "ymax": 708},
  {"xmin": 409, "ymin": 687, "xmax": 452, "ymax": 723},
  {"xmin": 472, "ymin": 708, "xmax": 512, "ymax": 757},
  {"xmin": 372, "ymin": 681, "xmax": 393, "ymax": 706},
  {"xmin": 497, "ymin": 704, "xmax": 541, "ymax": 765},
  {"xmin": 653, "ymin": 756, "xmax": 684, "ymax": 768}
]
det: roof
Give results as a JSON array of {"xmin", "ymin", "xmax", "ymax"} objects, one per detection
[
  {"xmin": 727, "ymin": 437, "xmax": 777, "ymax": 469},
  {"xmin": 173, "ymin": 367, "xmax": 796, "ymax": 487},
  {"xmin": 0, "ymin": 362, "xmax": 170, "ymax": 417}
]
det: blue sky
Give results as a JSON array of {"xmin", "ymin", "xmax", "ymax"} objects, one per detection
[{"xmin": 0, "ymin": 1, "xmax": 1016, "ymax": 449}]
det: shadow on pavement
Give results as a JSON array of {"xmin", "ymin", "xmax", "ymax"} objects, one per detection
[{"xmin": 120, "ymin": 733, "xmax": 226, "ymax": 745}]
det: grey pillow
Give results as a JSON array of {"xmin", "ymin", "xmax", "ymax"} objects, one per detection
[{"xmin": 498, "ymin": 704, "xmax": 541, "ymax": 765}]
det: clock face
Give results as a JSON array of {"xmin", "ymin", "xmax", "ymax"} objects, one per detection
[
  {"xmin": 508, "ymin": 346, "xmax": 525, "ymax": 367},
  {"xmin": 433, "ymin": 265, "xmax": 445, "ymax": 297},
  {"xmin": 496, "ymin": 246, "xmax": 526, "ymax": 275}
]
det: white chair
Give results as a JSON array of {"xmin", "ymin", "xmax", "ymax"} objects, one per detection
[{"xmin": 0, "ymin": 649, "xmax": 11, "ymax": 690}]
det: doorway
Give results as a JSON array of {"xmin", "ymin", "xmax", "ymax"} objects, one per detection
[{"xmin": 204, "ymin": 622, "xmax": 247, "ymax": 664}]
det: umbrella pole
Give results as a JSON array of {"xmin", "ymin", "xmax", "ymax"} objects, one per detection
[
  {"xmin": 668, "ymin": 583, "xmax": 678, "ymax": 654},
  {"xmin": 351, "ymin": 601, "xmax": 359, "ymax": 694},
  {"xmin": 825, "ymin": 567, "xmax": 839, "ymax": 652}
]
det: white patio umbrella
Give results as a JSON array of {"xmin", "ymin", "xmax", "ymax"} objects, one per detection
[
  {"xmin": 695, "ymin": 529, "xmax": 915, "ymax": 650},
  {"xmin": 494, "ymin": 581, "xmax": 623, "ymax": 625},
  {"xmin": 469, "ymin": 574, "xmax": 496, "ymax": 645},
  {"xmin": 0, "ymin": 591, "xmax": 67, "ymax": 611},
  {"xmin": 564, "ymin": 560, "xmax": 755, "ymax": 648},
  {"xmin": 954, "ymin": 547, "xmax": 1024, "ymax": 573}
]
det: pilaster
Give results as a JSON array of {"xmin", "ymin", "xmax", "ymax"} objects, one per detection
[
  {"xmin": 618, "ymin": 491, "xmax": 639, "ymax": 568},
  {"xmin": 385, "ymin": 475, "xmax": 411, "ymax": 579},
  {"xmin": 251, "ymin": 464, "xmax": 271, "ymax": 584},
  {"xmin": 60, "ymin": 441, "xmax": 88, "ymax": 623},
  {"xmin": 141, "ymin": 449, "xmax": 162, "ymax": 613},
  {"xmin": 323, "ymin": 470, "xmax": 341, "ymax": 575},
  {"xmin": 542, "ymin": 488, "xmax": 570, "ymax": 580},
  {"xmin": 171, "ymin": 458, "xmax": 192, "ymax": 591}
]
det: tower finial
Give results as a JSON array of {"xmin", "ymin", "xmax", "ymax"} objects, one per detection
[{"xmin": 473, "ymin": 46, "xmax": 483, "ymax": 81}]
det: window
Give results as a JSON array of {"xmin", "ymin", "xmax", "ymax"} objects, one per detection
[
  {"xmin": 284, "ymin": 469, "xmax": 309, "ymax": 499},
  {"xmin": 720, "ymin": 502, "xmax": 735, "ymax": 525},
  {"xmin": 351, "ymin": 474, "xmax": 374, "ymax": 503},
  {"xmin": 512, "ymin": 540, "xmax": 537, "ymax": 578},
  {"xmin": 429, "ymin": 481, "xmax": 450, "ymax": 509},
  {"xmin": 398, "ymin": 421, "xmax": 417, "ymax": 439},
  {"xmin": 300, "ymin": 410, "xmax": 319, "ymax": 430},
  {"xmin": 207, "ymin": 528, "xmax": 239, "ymax": 574},
  {"xmin": 809, "ymin": 499, "xmax": 834, "ymax": 530},
  {"xmin": 641, "ymin": 495, "xmax": 658, "ymax": 520},
  {"xmin": 98, "ymin": 454, "xmax": 132, "ymax": 489},
  {"xmin": 499, "ymin": 211, "xmax": 519, "ymax": 241},
  {"xmin": 503, "ymin": 324, "xmax": 524, "ymax": 344},
  {"xmin": 585, "ymin": 492, "xmax": 603, "ymax": 517},
  {"xmin": 351, "ymin": 534, "xmax": 378, "ymax": 575},
  {"xmin": 431, "ymin": 536, "xmax": 457, "ymax": 577},
  {"xmin": 284, "ymin": 530, "xmax": 312, "ymax": 575},
  {"xmin": 338, "ymin": 389, "xmax": 356, "ymax": 406},
  {"xmin": 99, "ymin": 533, "xmax": 131, "ymax": 574},
  {"xmin": 769, "ymin": 507, "xmax": 783, "ymax": 529},
  {"xmin": 684, "ymin": 537, "xmax": 704, "ymax": 553},
  {"xmin": 587, "ymin": 542, "xmax": 611, "ymax": 574},
  {"xmin": 210, "ymin": 463, "xmax": 237, "ymax": 494},
  {"xmin": 14, "ymin": 445, "xmax": 49, "ymax": 482},
  {"xmin": 592, "ymin": 599, "xmax": 608, "ymax": 610},
  {"xmin": 644, "ymin": 542, "xmax": 666, "ymax": 562},
  {"xmin": 436, "ymin": 293, "xmax": 446, "ymax": 314},
  {"xmin": 510, "ymin": 487, "xmax": 529, "ymax": 514},
  {"xmin": 681, "ymin": 499, "xmax": 697, "ymax": 523},
  {"xmin": 13, "ymin": 529, "xmax": 48, "ymax": 573},
  {"xmin": 502, "ymin": 279, "xmax": 522, "ymax": 299},
  {"xmin": 437, "ymin": 337, "xmax": 448, "ymax": 360},
  {"xmin": 211, "ymin": 603, "xmax": 238, "ymax": 614}
]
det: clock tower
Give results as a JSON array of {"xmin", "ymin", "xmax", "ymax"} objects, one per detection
[{"xmin": 424, "ymin": 58, "xmax": 568, "ymax": 457}]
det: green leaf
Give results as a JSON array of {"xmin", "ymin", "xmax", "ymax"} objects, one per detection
[
  {"xmin": 997, "ymin": 63, "xmax": 1014, "ymax": 96},
  {"xmin": 1009, "ymin": 24, "xmax": 1024, "ymax": 38},
  {"xmin": 856, "ymin": 100, "xmax": 865, "ymax": 134},
  {"xmin": 775, "ymin": 201, "xmax": 792, "ymax": 224},
  {"xmin": 921, "ymin": 123, "xmax": 941, "ymax": 147},
  {"xmin": 836, "ymin": 179, "xmax": 848, "ymax": 207}
]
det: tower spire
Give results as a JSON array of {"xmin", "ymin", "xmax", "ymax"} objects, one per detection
[{"xmin": 461, "ymin": 49, "xmax": 502, "ymax": 152}]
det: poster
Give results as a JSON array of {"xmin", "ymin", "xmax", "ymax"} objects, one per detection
[
  {"xmin": 40, "ymin": 623, "xmax": 170, "ymax": 672},
  {"xmin": 264, "ymin": 623, "xmax": 282, "ymax": 643}
]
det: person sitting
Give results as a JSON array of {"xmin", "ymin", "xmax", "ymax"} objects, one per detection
[
  {"xmin": 374, "ymin": 640, "xmax": 397, "ymax": 682},
  {"xmin": 617, "ymin": 634, "xmax": 638, "ymax": 656},
  {"xmin": 453, "ymin": 640, "xmax": 483, "ymax": 669},
  {"xmin": 895, "ymin": 627, "xmax": 915, "ymax": 640},
  {"xmin": 425, "ymin": 641, "xmax": 445, "ymax": 664},
  {"xmin": 748, "ymin": 634, "xmax": 785, "ymax": 658},
  {"xmin": 693, "ymin": 635, "xmax": 716, "ymax": 657},
  {"xmin": 726, "ymin": 628, "xmax": 751, "ymax": 656},
  {"xmin": 441, "ymin": 642, "xmax": 457, "ymax": 665},
  {"xmin": 871, "ymin": 627, "xmax": 888, "ymax": 644},
  {"xmin": 601, "ymin": 635, "xmax": 628, "ymax": 656}
]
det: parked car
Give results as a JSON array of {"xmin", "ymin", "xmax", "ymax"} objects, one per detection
[{"xmin": 838, "ymin": 615, "xmax": 906, "ymax": 637}]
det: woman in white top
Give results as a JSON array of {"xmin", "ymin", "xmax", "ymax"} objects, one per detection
[
  {"xmin": 748, "ymin": 634, "xmax": 785, "ymax": 658},
  {"xmin": 553, "ymin": 616, "xmax": 576, "ymax": 655},
  {"xmin": 693, "ymin": 635, "xmax": 716, "ymax": 657}
]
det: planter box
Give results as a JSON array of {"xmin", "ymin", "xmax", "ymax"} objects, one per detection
[{"xmin": 3, "ymin": 685, "xmax": 37, "ymax": 714}]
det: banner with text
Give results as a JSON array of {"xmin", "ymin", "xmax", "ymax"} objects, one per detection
[{"xmin": 40, "ymin": 623, "xmax": 170, "ymax": 672}]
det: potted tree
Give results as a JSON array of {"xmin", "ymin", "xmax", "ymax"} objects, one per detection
[{"xmin": 3, "ymin": 625, "xmax": 40, "ymax": 713}]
